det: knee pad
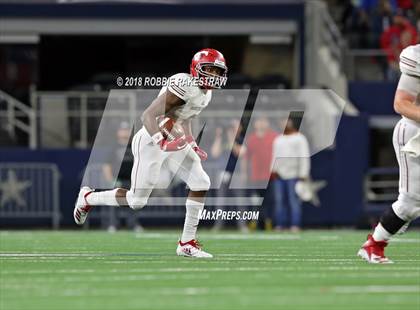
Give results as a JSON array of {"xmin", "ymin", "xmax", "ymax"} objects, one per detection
[
  {"xmin": 188, "ymin": 171, "xmax": 211, "ymax": 192},
  {"xmin": 392, "ymin": 194, "xmax": 420, "ymax": 222},
  {"xmin": 126, "ymin": 191, "xmax": 149, "ymax": 210}
]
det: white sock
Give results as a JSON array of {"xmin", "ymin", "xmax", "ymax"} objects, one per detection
[
  {"xmin": 372, "ymin": 223, "xmax": 392, "ymax": 242},
  {"xmin": 85, "ymin": 189, "xmax": 120, "ymax": 206},
  {"xmin": 181, "ymin": 199, "xmax": 204, "ymax": 243}
]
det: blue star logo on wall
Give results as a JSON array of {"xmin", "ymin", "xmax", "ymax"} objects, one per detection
[{"xmin": 0, "ymin": 170, "xmax": 32, "ymax": 208}]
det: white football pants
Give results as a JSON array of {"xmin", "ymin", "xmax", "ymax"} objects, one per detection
[
  {"xmin": 126, "ymin": 127, "xmax": 210, "ymax": 210},
  {"xmin": 392, "ymin": 119, "xmax": 420, "ymax": 221}
]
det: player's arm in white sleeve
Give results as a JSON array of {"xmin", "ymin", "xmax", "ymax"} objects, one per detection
[
  {"xmin": 182, "ymin": 118, "xmax": 194, "ymax": 137},
  {"xmin": 167, "ymin": 73, "xmax": 193, "ymax": 102},
  {"xmin": 141, "ymin": 90, "xmax": 185, "ymax": 144},
  {"xmin": 298, "ymin": 135, "xmax": 310, "ymax": 180},
  {"xmin": 395, "ymin": 45, "xmax": 420, "ymax": 122},
  {"xmin": 394, "ymin": 88, "xmax": 420, "ymax": 122}
]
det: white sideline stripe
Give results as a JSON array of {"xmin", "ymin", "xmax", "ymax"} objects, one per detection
[
  {"xmin": 134, "ymin": 233, "xmax": 303, "ymax": 240},
  {"xmin": 0, "ymin": 252, "xmax": 348, "ymax": 257},
  {"xmin": 2, "ymin": 270, "xmax": 417, "ymax": 280},
  {"xmin": 3, "ymin": 256, "xmax": 419, "ymax": 264},
  {"xmin": 1, "ymin": 253, "xmax": 419, "ymax": 261},
  {"xmin": 391, "ymin": 238, "xmax": 420, "ymax": 243},
  {"xmin": 332, "ymin": 285, "xmax": 420, "ymax": 294},
  {"xmin": 0, "ymin": 267, "xmax": 302, "ymax": 275},
  {"xmin": 0, "ymin": 253, "xmax": 113, "ymax": 257},
  {"xmin": 2, "ymin": 266, "xmax": 420, "ymax": 278},
  {"xmin": 0, "ymin": 253, "xmax": 416, "ymax": 260},
  {"xmin": 1, "ymin": 274, "xmax": 211, "ymax": 284},
  {"xmin": 2, "ymin": 231, "xmax": 416, "ymax": 242},
  {"xmin": 203, "ymin": 234, "xmax": 301, "ymax": 240}
]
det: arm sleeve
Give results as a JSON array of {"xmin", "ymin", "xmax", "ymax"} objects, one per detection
[
  {"xmin": 397, "ymin": 74, "xmax": 420, "ymax": 97},
  {"xmin": 167, "ymin": 73, "xmax": 192, "ymax": 101},
  {"xmin": 298, "ymin": 135, "xmax": 311, "ymax": 179}
]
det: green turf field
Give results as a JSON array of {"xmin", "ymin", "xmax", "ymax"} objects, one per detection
[{"xmin": 0, "ymin": 230, "xmax": 419, "ymax": 310}]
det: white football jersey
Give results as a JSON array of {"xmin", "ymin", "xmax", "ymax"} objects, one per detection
[
  {"xmin": 399, "ymin": 44, "xmax": 420, "ymax": 78},
  {"xmin": 398, "ymin": 45, "xmax": 420, "ymax": 126},
  {"xmin": 397, "ymin": 70, "xmax": 420, "ymax": 99},
  {"xmin": 158, "ymin": 73, "xmax": 212, "ymax": 120}
]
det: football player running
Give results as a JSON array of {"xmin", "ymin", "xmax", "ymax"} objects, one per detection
[
  {"xmin": 358, "ymin": 44, "xmax": 420, "ymax": 264},
  {"xmin": 74, "ymin": 48, "xmax": 228, "ymax": 258}
]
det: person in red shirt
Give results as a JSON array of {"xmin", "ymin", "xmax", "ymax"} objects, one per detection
[
  {"xmin": 380, "ymin": 14, "xmax": 418, "ymax": 79},
  {"xmin": 244, "ymin": 116, "xmax": 278, "ymax": 230}
]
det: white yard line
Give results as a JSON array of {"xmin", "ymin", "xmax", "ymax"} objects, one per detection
[
  {"xmin": 391, "ymin": 238, "xmax": 420, "ymax": 243},
  {"xmin": 1, "ymin": 252, "xmax": 419, "ymax": 262},
  {"xmin": 134, "ymin": 233, "xmax": 302, "ymax": 240},
  {"xmin": 332, "ymin": 285, "xmax": 420, "ymax": 294}
]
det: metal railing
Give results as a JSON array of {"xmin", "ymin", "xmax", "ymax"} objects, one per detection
[
  {"xmin": 321, "ymin": 6, "xmax": 346, "ymax": 72},
  {"xmin": 345, "ymin": 49, "xmax": 388, "ymax": 81},
  {"xmin": 31, "ymin": 90, "xmax": 138, "ymax": 148},
  {"xmin": 31, "ymin": 89, "xmax": 252, "ymax": 148},
  {"xmin": 364, "ymin": 167, "xmax": 399, "ymax": 212},
  {"xmin": 305, "ymin": 1, "xmax": 348, "ymax": 98},
  {"xmin": 0, "ymin": 90, "xmax": 37, "ymax": 148}
]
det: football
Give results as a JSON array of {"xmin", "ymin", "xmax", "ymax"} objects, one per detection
[{"xmin": 157, "ymin": 116, "xmax": 185, "ymax": 141}]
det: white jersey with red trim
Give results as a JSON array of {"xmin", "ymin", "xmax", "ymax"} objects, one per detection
[
  {"xmin": 399, "ymin": 44, "xmax": 420, "ymax": 78},
  {"xmin": 158, "ymin": 73, "xmax": 212, "ymax": 120},
  {"xmin": 391, "ymin": 48, "xmax": 420, "ymax": 221},
  {"xmin": 127, "ymin": 73, "xmax": 212, "ymax": 209},
  {"xmin": 397, "ymin": 49, "xmax": 420, "ymax": 127}
]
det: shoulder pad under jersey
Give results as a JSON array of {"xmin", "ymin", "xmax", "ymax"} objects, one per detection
[{"xmin": 399, "ymin": 44, "xmax": 420, "ymax": 78}]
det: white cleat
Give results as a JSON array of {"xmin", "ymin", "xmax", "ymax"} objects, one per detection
[
  {"xmin": 73, "ymin": 186, "xmax": 94, "ymax": 225},
  {"xmin": 176, "ymin": 239, "xmax": 213, "ymax": 258}
]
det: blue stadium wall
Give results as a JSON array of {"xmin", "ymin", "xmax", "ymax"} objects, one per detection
[
  {"xmin": 0, "ymin": 116, "xmax": 369, "ymax": 228},
  {"xmin": 349, "ymin": 81, "xmax": 398, "ymax": 115}
]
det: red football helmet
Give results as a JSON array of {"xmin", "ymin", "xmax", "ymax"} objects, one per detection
[{"xmin": 190, "ymin": 48, "xmax": 228, "ymax": 89}]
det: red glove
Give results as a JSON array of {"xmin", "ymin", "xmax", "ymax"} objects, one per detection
[
  {"xmin": 160, "ymin": 136, "xmax": 187, "ymax": 152},
  {"xmin": 150, "ymin": 131, "xmax": 186, "ymax": 152},
  {"xmin": 186, "ymin": 135, "xmax": 207, "ymax": 161}
]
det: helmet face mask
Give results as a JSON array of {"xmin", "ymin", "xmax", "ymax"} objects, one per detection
[
  {"xmin": 190, "ymin": 48, "xmax": 228, "ymax": 89},
  {"xmin": 196, "ymin": 63, "xmax": 227, "ymax": 89}
]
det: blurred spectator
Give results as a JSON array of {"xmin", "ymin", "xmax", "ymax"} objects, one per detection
[
  {"xmin": 380, "ymin": 14, "xmax": 418, "ymax": 79},
  {"xmin": 359, "ymin": 0, "xmax": 398, "ymax": 14},
  {"xmin": 371, "ymin": 0, "xmax": 395, "ymax": 42},
  {"xmin": 102, "ymin": 121, "xmax": 143, "ymax": 232},
  {"xmin": 244, "ymin": 116, "xmax": 278, "ymax": 230},
  {"xmin": 341, "ymin": 0, "xmax": 371, "ymax": 47},
  {"xmin": 415, "ymin": 1, "xmax": 420, "ymax": 33},
  {"xmin": 397, "ymin": 0, "xmax": 414, "ymax": 12},
  {"xmin": 0, "ymin": 108, "xmax": 17, "ymax": 147},
  {"xmin": 271, "ymin": 119, "xmax": 310, "ymax": 232},
  {"xmin": 0, "ymin": 128, "xmax": 16, "ymax": 147},
  {"xmin": 211, "ymin": 120, "xmax": 248, "ymax": 232}
]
